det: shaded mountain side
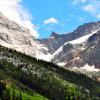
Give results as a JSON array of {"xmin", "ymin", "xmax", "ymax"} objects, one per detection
[
  {"xmin": 64, "ymin": 30, "xmax": 100, "ymax": 69},
  {"xmin": 0, "ymin": 45, "xmax": 100, "ymax": 99}
]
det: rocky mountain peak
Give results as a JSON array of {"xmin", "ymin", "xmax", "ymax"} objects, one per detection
[
  {"xmin": 50, "ymin": 32, "xmax": 60, "ymax": 38},
  {"xmin": 74, "ymin": 21, "xmax": 100, "ymax": 36}
]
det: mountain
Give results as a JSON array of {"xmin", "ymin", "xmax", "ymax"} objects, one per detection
[
  {"xmin": 40, "ymin": 21, "xmax": 100, "ymax": 71},
  {"xmin": 0, "ymin": 44, "xmax": 100, "ymax": 99},
  {"xmin": 0, "ymin": 12, "xmax": 100, "ymax": 72},
  {"xmin": 0, "ymin": 12, "xmax": 51, "ymax": 61},
  {"xmin": 40, "ymin": 21, "xmax": 100, "ymax": 53},
  {"xmin": 51, "ymin": 30, "xmax": 100, "ymax": 67}
]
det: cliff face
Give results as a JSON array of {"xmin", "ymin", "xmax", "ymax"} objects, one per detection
[{"xmin": 0, "ymin": 12, "xmax": 51, "ymax": 61}]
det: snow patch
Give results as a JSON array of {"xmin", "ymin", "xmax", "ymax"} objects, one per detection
[
  {"xmin": 69, "ymin": 57, "xmax": 80, "ymax": 62},
  {"xmin": 81, "ymin": 64, "xmax": 100, "ymax": 72},
  {"xmin": 36, "ymin": 52, "xmax": 52, "ymax": 61},
  {"xmin": 81, "ymin": 47, "xmax": 86, "ymax": 51},
  {"xmin": 58, "ymin": 62, "xmax": 66, "ymax": 66},
  {"xmin": 49, "ymin": 37, "xmax": 55, "ymax": 39},
  {"xmin": 52, "ymin": 46, "xmax": 63, "ymax": 57},
  {"xmin": 69, "ymin": 34, "xmax": 92, "ymax": 44},
  {"xmin": 66, "ymin": 30, "xmax": 99, "ymax": 45}
]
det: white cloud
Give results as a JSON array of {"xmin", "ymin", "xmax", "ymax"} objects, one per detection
[
  {"xmin": 83, "ymin": 4, "xmax": 96, "ymax": 12},
  {"xmin": 72, "ymin": 0, "xmax": 100, "ymax": 19},
  {"xmin": 44, "ymin": 18, "xmax": 58, "ymax": 24},
  {"xmin": 0, "ymin": 0, "xmax": 39, "ymax": 38},
  {"xmin": 83, "ymin": 1, "xmax": 100, "ymax": 18}
]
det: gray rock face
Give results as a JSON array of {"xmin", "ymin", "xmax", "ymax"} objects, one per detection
[
  {"xmin": 63, "ymin": 31, "xmax": 100, "ymax": 69},
  {"xmin": 0, "ymin": 12, "xmax": 50, "ymax": 60}
]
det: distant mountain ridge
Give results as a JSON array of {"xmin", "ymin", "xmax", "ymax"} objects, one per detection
[
  {"xmin": 0, "ymin": 12, "xmax": 100, "ymax": 71},
  {"xmin": 40, "ymin": 21, "xmax": 100, "ymax": 71}
]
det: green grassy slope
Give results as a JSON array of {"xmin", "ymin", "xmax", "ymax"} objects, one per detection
[{"xmin": 0, "ymin": 68, "xmax": 48, "ymax": 100}]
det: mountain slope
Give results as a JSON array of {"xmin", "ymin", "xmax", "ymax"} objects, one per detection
[
  {"xmin": 0, "ymin": 66, "xmax": 48, "ymax": 100},
  {"xmin": 0, "ymin": 12, "xmax": 51, "ymax": 61},
  {"xmin": 64, "ymin": 30, "xmax": 100, "ymax": 69},
  {"xmin": 51, "ymin": 30, "xmax": 100, "ymax": 67},
  {"xmin": 0, "ymin": 45, "xmax": 100, "ymax": 99}
]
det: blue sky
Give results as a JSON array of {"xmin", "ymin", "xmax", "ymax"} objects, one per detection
[
  {"xmin": 0, "ymin": 0, "xmax": 100, "ymax": 38},
  {"xmin": 21, "ymin": 0, "xmax": 100, "ymax": 38}
]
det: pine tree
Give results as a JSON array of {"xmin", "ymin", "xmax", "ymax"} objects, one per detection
[{"xmin": 19, "ymin": 91, "xmax": 22, "ymax": 100}]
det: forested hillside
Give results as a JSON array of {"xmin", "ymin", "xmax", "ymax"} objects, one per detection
[{"xmin": 0, "ymin": 45, "xmax": 100, "ymax": 100}]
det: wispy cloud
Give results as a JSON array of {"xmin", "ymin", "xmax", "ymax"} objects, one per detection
[
  {"xmin": 44, "ymin": 18, "xmax": 58, "ymax": 24},
  {"xmin": 0, "ymin": 0, "xmax": 39, "ymax": 38},
  {"xmin": 72, "ymin": 0, "xmax": 100, "ymax": 19},
  {"xmin": 83, "ymin": 1, "xmax": 100, "ymax": 18}
]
